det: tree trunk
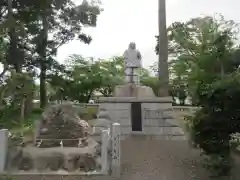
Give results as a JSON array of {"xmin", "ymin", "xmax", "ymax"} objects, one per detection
[
  {"xmin": 24, "ymin": 90, "xmax": 34, "ymax": 116},
  {"xmin": 86, "ymin": 91, "xmax": 93, "ymax": 103},
  {"xmin": 220, "ymin": 61, "xmax": 224, "ymax": 78},
  {"xmin": 7, "ymin": 0, "xmax": 21, "ymax": 73},
  {"xmin": 40, "ymin": 67, "xmax": 47, "ymax": 108},
  {"xmin": 158, "ymin": 0, "xmax": 170, "ymax": 97},
  {"xmin": 39, "ymin": 12, "xmax": 48, "ymax": 108},
  {"xmin": 20, "ymin": 98, "xmax": 26, "ymax": 137}
]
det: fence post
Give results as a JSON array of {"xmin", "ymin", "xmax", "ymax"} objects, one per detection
[
  {"xmin": 111, "ymin": 123, "xmax": 121, "ymax": 177},
  {"xmin": 0, "ymin": 129, "xmax": 8, "ymax": 173},
  {"xmin": 101, "ymin": 129, "xmax": 109, "ymax": 174},
  {"xmin": 34, "ymin": 121, "xmax": 41, "ymax": 145}
]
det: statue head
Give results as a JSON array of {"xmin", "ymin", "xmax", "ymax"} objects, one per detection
[{"xmin": 128, "ymin": 42, "xmax": 136, "ymax": 50}]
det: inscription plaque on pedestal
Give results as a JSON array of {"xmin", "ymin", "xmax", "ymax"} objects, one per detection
[
  {"xmin": 131, "ymin": 102, "xmax": 142, "ymax": 131},
  {"xmin": 143, "ymin": 108, "xmax": 175, "ymax": 127}
]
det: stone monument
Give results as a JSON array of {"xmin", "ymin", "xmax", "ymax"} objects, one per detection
[
  {"xmin": 123, "ymin": 42, "xmax": 142, "ymax": 84},
  {"xmin": 98, "ymin": 43, "xmax": 184, "ymax": 138},
  {"xmin": 114, "ymin": 42, "xmax": 155, "ymax": 97},
  {"xmin": 5, "ymin": 103, "xmax": 103, "ymax": 173}
]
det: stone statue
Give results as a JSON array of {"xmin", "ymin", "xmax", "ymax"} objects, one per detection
[
  {"xmin": 113, "ymin": 42, "xmax": 155, "ymax": 97},
  {"xmin": 123, "ymin": 42, "xmax": 142, "ymax": 84}
]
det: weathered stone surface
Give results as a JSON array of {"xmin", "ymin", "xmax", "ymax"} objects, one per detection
[
  {"xmin": 98, "ymin": 110, "xmax": 110, "ymax": 120},
  {"xmin": 114, "ymin": 84, "xmax": 155, "ymax": 97},
  {"xmin": 63, "ymin": 153, "xmax": 97, "ymax": 172},
  {"xmin": 34, "ymin": 152, "xmax": 64, "ymax": 171},
  {"xmin": 63, "ymin": 153, "xmax": 78, "ymax": 171},
  {"xmin": 18, "ymin": 153, "xmax": 33, "ymax": 171},
  {"xmin": 95, "ymin": 143, "xmax": 101, "ymax": 156},
  {"xmin": 76, "ymin": 154, "xmax": 97, "ymax": 172},
  {"xmin": 0, "ymin": 129, "xmax": 8, "ymax": 172},
  {"xmin": 36, "ymin": 103, "xmax": 90, "ymax": 147},
  {"xmin": 7, "ymin": 147, "xmax": 34, "ymax": 171},
  {"xmin": 92, "ymin": 118, "xmax": 111, "ymax": 135},
  {"xmin": 6, "ymin": 147, "xmax": 23, "ymax": 170},
  {"xmin": 48, "ymin": 154, "xmax": 64, "ymax": 171},
  {"xmin": 98, "ymin": 97, "xmax": 184, "ymax": 136},
  {"xmin": 7, "ymin": 138, "xmax": 100, "ymax": 172}
]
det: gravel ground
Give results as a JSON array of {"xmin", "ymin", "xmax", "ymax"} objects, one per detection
[{"xmin": 8, "ymin": 135, "xmax": 240, "ymax": 180}]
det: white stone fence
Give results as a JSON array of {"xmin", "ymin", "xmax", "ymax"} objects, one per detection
[
  {"xmin": 97, "ymin": 122, "xmax": 121, "ymax": 176},
  {"xmin": 0, "ymin": 123, "xmax": 121, "ymax": 177}
]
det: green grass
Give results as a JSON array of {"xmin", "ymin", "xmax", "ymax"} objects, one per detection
[{"xmin": 9, "ymin": 111, "xmax": 42, "ymax": 137}]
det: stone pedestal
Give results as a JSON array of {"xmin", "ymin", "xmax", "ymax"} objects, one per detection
[
  {"xmin": 114, "ymin": 84, "xmax": 155, "ymax": 97},
  {"xmin": 98, "ymin": 97, "xmax": 184, "ymax": 137}
]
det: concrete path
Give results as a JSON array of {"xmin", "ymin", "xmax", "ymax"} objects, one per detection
[{"xmin": 121, "ymin": 135, "xmax": 207, "ymax": 180}]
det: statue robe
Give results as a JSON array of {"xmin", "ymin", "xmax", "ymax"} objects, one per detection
[{"xmin": 123, "ymin": 48, "xmax": 142, "ymax": 84}]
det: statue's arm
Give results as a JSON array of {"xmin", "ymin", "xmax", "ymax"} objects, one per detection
[
  {"xmin": 123, "ymin": 50, "xmax": 128, "ymax": 59},
  {"xmin": 123, "ymin": 50, "xmax": 128, "ymax": 67},
  {"xmin": 137, "ymin": 51, "xmax": 142, "ymax": 67},
  {"xmin": 137, "ymin": 51, "xmax": 142, "ymax": 60}
]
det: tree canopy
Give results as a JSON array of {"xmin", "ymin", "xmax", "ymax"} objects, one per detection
[
  {"xmin": 156, "ymin": 15, "xmax": 240, "ymax": 105},
  {"xmin": 159, "ymin": 15, "xmax": 240, "ymax": 176}
]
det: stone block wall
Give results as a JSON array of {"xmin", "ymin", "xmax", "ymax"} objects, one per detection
[
  {"xmin": 98, "ymin": 103, "xmax": 131, "ymax": 135},
  {"xmin": 98, "ymin": 97, "xmax": 185, "ymax": 137},
  {"xmin": 141, "ymin": 102, "xmax": 184, "ymax": 136}
]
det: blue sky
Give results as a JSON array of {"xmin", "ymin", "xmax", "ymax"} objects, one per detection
[{"xmin": 57, "ymin": 0, "xmax": 240, "ymax": 68}]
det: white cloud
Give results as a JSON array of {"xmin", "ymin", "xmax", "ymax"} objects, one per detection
[{"xmin": 57, "ymin": 0, "xmax": 240, "ymax": 68}]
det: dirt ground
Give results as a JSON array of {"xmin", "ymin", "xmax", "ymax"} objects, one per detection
[
  {"xmin": 120, "ymin": 135, "xmax": 240, "ymax": 180},
  {"xmin": 8, "ymin": 135, "xmax": 240, "ymax": 180}
]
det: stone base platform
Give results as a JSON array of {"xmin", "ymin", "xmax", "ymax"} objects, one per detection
[
  {"xmin": 5, "ymin": 139, "xmax": 100, "ymax": 173},
  {"xmin": 98, "ymin": 97, "xmax": 184, "ymax": 137}
]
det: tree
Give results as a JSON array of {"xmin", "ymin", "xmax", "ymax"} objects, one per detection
[
  {"xmin": 0, "ymin": 38, "xmax": 7, "ymax": 78},
  {"xmin": 141, "ymin": 76, "xmax": 159, "ymax": 96},
  {"xmin": 0, "ymin": 0, "xmax": 102, "ymax": 108},
  {"xmin": 47, "ymin": 55, "xmax": 159, "ymax": 101},
  {"xmin": 163, "ymin": 15, "xmax": 239, "ymax": 104},
  {"xmin": 48, "ymin": 55, "xmax": 107, "ymax": 102},
  {"xmin": 190, "ymin": 72, "xmax": 240, "ymax": 176},
  {"xmin": 97, "ymin": 56, "xmax": 124, "ymax": 96},
  {"xmin": 32, "ymin": 0, "xmax": 101, "ymax": 108},
  {"xmin": 169, "ymin": 15, "xmax": 240, "ymax": 175},
  {"xmin": 1, "ymin": 0, "xmax": 27, "ymax": 74},
  {"xmin": 0, "ymin": 72, "xmax": 35, "ymax": 129},
  {"xmin": 0, "ymin": 0, "xmax": 102, "ymax": 130}
]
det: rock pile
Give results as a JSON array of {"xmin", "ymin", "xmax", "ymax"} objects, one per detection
[{"xmin": 36, "ymin": 102, "xmax": 90, "ymax": 147}]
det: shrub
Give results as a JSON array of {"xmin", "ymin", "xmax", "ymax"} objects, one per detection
[
  {"xmin": 79, "ymin": 106, "xmax": 98, "ymax": 120},
  {"xmin": 203, "ymin": 154, "xmax": 233, "ymax": 177},
  {"xmin": 31, "ymin": 107, "xmax": 44, "ymax": 114},
  {"xmin": 0, "ymin": 175, "xmax": 13, "ymax": 180},
  {"xmin": 190, "ymin": 73, "xmax": 240, "ymax": 176}
]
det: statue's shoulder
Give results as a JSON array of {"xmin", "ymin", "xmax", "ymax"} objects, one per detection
[
  {"xmin": 137, "ymin": 50, "xmax": 141, "ymax": 56},
  {"xmin": 123, "ymin": 49, "xmax": 130, "ymax": 56}
]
